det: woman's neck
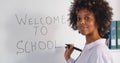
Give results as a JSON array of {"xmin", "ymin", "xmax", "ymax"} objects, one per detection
[{"xmin": 86, "ymin": 33, "xmax": 101, "ymax": 45}]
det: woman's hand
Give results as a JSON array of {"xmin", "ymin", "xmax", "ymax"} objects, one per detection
[{"xmin": 64, "ymin": 44, "xmax": 74, "ymax": 61}]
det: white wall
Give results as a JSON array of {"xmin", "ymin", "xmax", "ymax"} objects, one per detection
[{"xmin": 107, "ymin": 0, "xmax": 120, "ymax": 20}]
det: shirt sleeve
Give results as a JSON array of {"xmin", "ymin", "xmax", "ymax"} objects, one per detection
[
  {"xmin": 96, "ymin": 51, "xmax": 114, "ymax": 63},
  {"xmin": 98, "ymin": 46, "xmax": 114, "ymax": 63},
  {"xmin": 89, "ymin": 45, "xmax": 114, "ymax": 63},
  {"xmin": 66, "ymin": 58, "xmax": 75, "ymax": 63}
]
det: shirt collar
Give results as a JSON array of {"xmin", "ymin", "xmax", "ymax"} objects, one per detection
[{"xmin": 84, "ymin": 38, "xmax": 106, "ymax": 50}]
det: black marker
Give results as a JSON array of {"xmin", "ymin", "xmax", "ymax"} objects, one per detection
[{"xmin": 65, "ymin": 44, "xmax": 82, "ymax": 52}]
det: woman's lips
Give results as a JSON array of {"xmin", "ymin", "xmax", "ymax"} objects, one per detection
[{"xmin": 78, "ymin": 26, "xmax": 88, "ymax": 31}]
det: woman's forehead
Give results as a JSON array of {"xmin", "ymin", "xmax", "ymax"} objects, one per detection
[{"xmin": 76, "ymin": 9, "xmax": 94, "ymax": 17}]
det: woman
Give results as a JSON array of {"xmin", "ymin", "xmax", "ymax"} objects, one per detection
[{"xmin": 64, "ymin": 0, "xmax": 114, "ymax": 63}]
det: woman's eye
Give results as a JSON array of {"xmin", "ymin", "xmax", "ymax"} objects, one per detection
[
  {"xmin": 85, "ymin": 16, "xmax": 90, "ymax": 20},
  {"xmin": 77, "ymin": 17, "xmax": 81, "ymax": 21}
]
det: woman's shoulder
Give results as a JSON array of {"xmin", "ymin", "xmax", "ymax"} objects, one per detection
[
  {"xmin": 88, "ymin": 38, "xmax": 109, "ymax": 53},
  {"xmin": 89, "ymin": 42, "xmax": 113, "ymax": 63}
]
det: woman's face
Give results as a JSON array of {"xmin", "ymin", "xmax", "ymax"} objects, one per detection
[{"xmin": 76, "ymin": 9, "xmax": 98, "ymax": 36}]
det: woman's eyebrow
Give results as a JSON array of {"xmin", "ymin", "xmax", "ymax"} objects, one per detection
[{"xmin": 84, "ymin": 13, "xmax": 94, "ymax": 17}]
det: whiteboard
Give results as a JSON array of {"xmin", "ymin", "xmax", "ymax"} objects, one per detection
[{"xmin": 0, "ymin": 0, "xmax": 85, "ymax": 63}]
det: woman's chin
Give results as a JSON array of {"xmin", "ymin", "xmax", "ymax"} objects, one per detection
[{"xmin": 80, "ymin": 32, "xmax": 88, "ymax": 35}]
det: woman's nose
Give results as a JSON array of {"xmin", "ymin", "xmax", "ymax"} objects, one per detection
[
  {"xmin": 77, "ymin": 19, "xmax": 85, "ymax": 27},
  {"xmin": 80, "ymin": 19, "xmax": 86, "ymax": 24}
]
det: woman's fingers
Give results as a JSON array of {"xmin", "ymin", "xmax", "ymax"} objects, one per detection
[{"xmin": 64, "ymin": 44, "xmax": 74, "ymax": 61}]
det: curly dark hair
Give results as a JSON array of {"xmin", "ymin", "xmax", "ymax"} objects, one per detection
[{"xmin": 69, "ymin": 0, "xmax": 113, "ymax": 37}]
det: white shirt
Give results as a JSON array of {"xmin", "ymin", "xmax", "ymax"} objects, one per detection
[{"xmin": 67, "ymin": 38, "xmax": 114, "ymax": 63}]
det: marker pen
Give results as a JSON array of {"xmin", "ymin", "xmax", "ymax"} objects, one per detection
[{"xmin": 65, "ymin": 44, "xmax": 82, "ymax": 52}]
